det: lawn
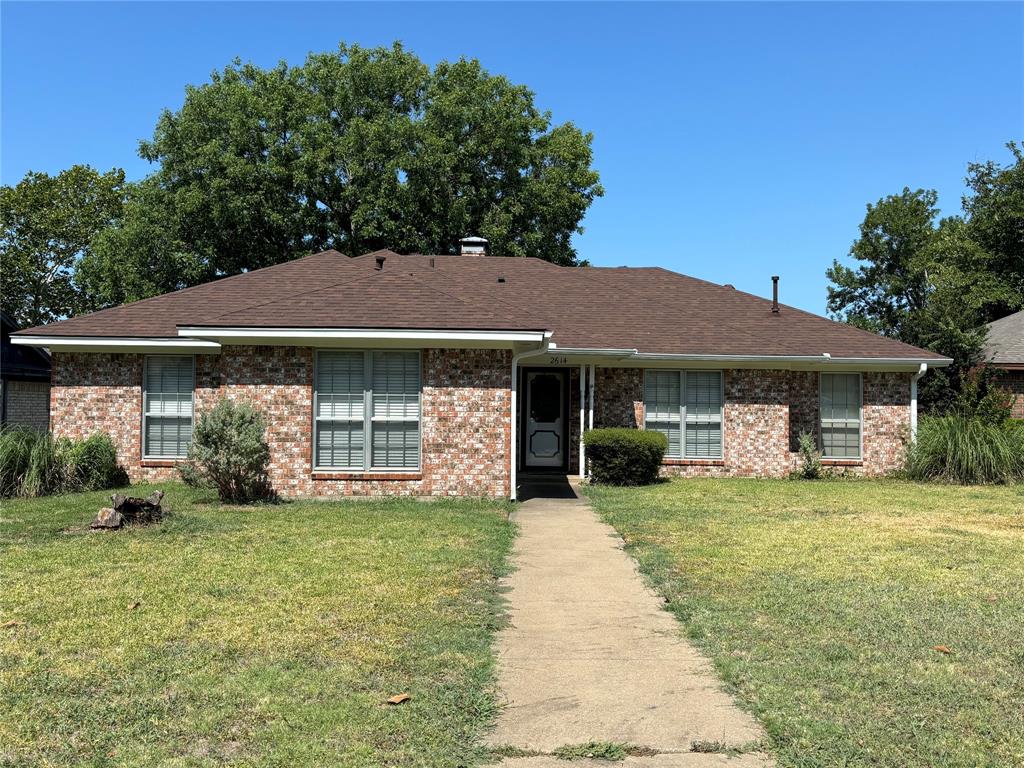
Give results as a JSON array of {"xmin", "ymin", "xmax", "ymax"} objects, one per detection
[
  {"xmin": 585, "ymin": 478, "xmax": 1024, "ymax": 768},
  {"xmin": 0, "ymin": 483, "xmax": 514, "ymax": 767}
]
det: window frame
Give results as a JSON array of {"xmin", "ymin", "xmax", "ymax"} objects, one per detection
[
  {"xmin": 818, "ymin": 371, "xmax": 863, "ymax": 460},
  {"xmin": 643, "ymin": 369, "xmax": 724, "ymax": 460},
  {"xmin": 141, "ymin": 354, "xmax": 195, "ymax": 460},
  {"xmin": 313, "ymin": 349, "xmax": 422, "ymax": 473}
]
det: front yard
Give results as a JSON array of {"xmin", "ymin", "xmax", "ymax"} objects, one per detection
[
  {"xmin": 586, "ymin": 479, "xmax": 1024, "ymax": 768},
  {"xmin": 0, "ymin": 484, "xmax": 514, "ymax": 767}
]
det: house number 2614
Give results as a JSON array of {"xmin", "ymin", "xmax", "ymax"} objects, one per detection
[{"xmin": 548, "ymin": 356, "xmax": 568, "ymax": 365}]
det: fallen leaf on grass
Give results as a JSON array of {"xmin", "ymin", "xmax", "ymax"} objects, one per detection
[
  {"xmin": 2, "ymin": 620, "xmax": 24, "ymax": 629},
  {"xmin": 386, "ymin": 693, "xmax": 411, "ymax": 705},
  {"xmin": 984, "ymin": 595, "xmax": 999, "ymax": 603},
  {"xmin": 932, "ymin": 645, "xmax": 953, "ymax": 655},
  {"xmin": 128, "ymin": 601, "xmax": 141, "ymax": 611}
]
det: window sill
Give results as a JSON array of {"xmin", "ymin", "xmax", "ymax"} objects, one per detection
[
  {"xmin": 312, "ymin": 472, "xmax": 423, "ymax": 481},
  {"xmin": 662, "ymin": 458, "xmax": 725, "ymax": 466},
  {"xmin": 141, "ymin": 459, "xmax": 183, "ymax": 468},
  {"xmin": 821, "ymin": 459, "xmax": 863, "ymax": 466}
]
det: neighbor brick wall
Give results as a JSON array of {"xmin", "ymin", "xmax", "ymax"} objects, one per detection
[
  {"xmin": 995, "ymin": 370, "xmax": 1024, "ymax": 419},
  {"xmin": 50, "ymin": 347, "xmax": 512, "ymax": 498},
  {"xmin": 3, "ymin": 379, "xmax": 50, "ymax": 431}
]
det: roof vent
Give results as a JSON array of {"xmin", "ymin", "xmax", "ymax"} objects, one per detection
[
  {"xmin": 459, "ymin": 236, "xmax": 488, "ymax": 255},
  {"xmin": 497, "ymin": 277, "xmax": 506, "ymax": 283},
  {"xmin": 771, "ymin": 275, "xmax": 780, "ymax": 313},
  {"xmin": 375, "ymin": 255, "xmax": 386, "ymax": 271}
]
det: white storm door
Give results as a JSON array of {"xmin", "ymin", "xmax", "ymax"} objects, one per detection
[{"xmin": 525, "ymin": 371, "xmax": 565, "ymax": 468}]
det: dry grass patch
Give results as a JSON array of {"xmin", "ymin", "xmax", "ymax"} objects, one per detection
[
  {"xmin": 0, "ymin": 483, "xmax": 514, "ymax": 767},
  {"xmin": 586, "ymin": 478, "xmax": 1024, "ymax": 768}
]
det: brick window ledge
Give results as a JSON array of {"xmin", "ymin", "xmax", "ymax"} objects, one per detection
[
  {"xmin": 821, "ymin": 459, "xmax": 863, "ymax": 466},
  {"xmin": 141, "ymin": 459, "xmax": 182, "ymax": 468},
  {"xmin": 312, "ymin": 472, "xmax": 423, "ymax": 481},
  {"xmin": 662, "ymin": 458, "xmax": 725, "ymax": 466}
]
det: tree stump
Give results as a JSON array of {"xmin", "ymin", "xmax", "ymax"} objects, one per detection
[{"xmin": 91, "ymin": 490, "xmax": 164, "ymax": 529}]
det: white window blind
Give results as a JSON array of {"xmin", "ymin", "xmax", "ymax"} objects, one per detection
[
  {"xmin": 644, "ymin": 370, "xmax": 723, "ymax": 459},
  {"xmin": 143, "ymin": 355, "xmax": 194, "ymax": 458},
  {"xmin": 315, "ymin": 350, "xmax": 421, "ymax": 470},
  {"xmin": 820, "ymin": 373, "xmax": 861, "ymax": 458}
]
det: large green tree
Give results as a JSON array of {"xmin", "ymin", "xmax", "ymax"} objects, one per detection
[
  {"xmin": 1, "ymin": 166, "xmax": 125, "ymax": 327},
  {"xmin": 81, "ymin": 43, "xmax": 602, "ymax": 306},
  {"xmin": 827, "ymin": 142, "xmax": 1024, "ymax": 411}
]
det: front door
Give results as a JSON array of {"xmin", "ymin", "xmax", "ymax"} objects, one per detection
[{"xmin": 525, "ymin": 370, "xmax": 566, "ymax": 468}]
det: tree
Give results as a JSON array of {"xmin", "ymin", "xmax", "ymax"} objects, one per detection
[
  {"xmin": 827, "ymin": 142, "xmax": 1024, "ymax": 412},
  {"xmin": 1, "ymin": 166, "xmax": 125, "ymax": 326},
  {"xmin": 93, "ymin": 41, "xmax": 602, "ymax": 296}
]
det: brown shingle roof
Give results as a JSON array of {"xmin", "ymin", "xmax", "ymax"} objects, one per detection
[{"xmin": 16, "ymin": 249, "xmax": 947, "ymax": 360}]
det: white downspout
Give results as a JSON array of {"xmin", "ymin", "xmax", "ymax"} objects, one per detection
[
  {"xmin": 510, "ymin": 334, "xmax": 553, "ymax": 501},
  {"xmin": 588, "ymin": 364, "xmax": 595, "ymax": 431},
  {"xmin": 910, "ymin": 363, "xmax": 927, "ymax": 443}
]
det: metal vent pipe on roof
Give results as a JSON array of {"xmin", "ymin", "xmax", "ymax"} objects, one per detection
[
  {"xmin": 771, "ymin": 276, "xmax": 780, "ymax": 313},
  {"xmin": 459, "ymin": 236, "xmax": 488, "ymax": 255}
]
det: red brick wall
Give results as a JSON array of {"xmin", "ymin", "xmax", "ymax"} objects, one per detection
[
  {"xmin": 51, "ymin": 347, "xmax": 512, "ymax": 498},
  {"xmin": 587, "ymin": 366, "xmax": 911, "ymax": 478},
  {"xmin": 995, "ymin": 370, "xmax": 1024, "ymax": 419}
]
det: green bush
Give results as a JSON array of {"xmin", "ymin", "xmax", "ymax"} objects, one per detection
[
  {"xmin": 68, "ymin": 432, "xmax": 129, "ymax": 490},
  {"xmin": 794, "ymin": 431, "xmax": 823, "ymax": 479},
  {"xmin": 0, "ymin": 427, "xmax": 127, "ymax": 498},
  {"xmin": 905, "ymin": 415, "xmax": 1024, "ymax": 484},
  {"xmin": 179, "ymin": 398, "xmax": 273, "ymax": 503},
  {"xmin": 583, "ymin": 428, "xmax": 667, "ymax": 486}
]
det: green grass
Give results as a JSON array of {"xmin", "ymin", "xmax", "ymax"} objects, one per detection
[
  {"xmin": 585, "ymin": 478, "xmax": 1024, "ymax": 768},
  {"xmin": 0, "ymin": 483, "xmax": 514, "ymax": 767}
]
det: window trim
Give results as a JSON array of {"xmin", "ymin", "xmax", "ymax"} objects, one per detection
[
  {"xmin": 818, "ymin": 371, "xmax": 863, "ymax": 460},
  {"xmin": 312, "ymin": 349, "xmax": 422, "ymax": 473},
  {"xmin": 141, "ymin": 354, "xmax": 195, "ymax": 461},
  {"xmin": 643, "ymin": 369, "xmax": 724, "ymax": 460}
]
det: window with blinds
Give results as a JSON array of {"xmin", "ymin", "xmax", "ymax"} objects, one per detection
[
  {"xmin": 820, "ymin": 373, "xmax": 861, "ymax": 458},
  {"xmin": 643, "ymin": 370, "xmax": 723, "ymax": 459},
  {"xmin": 315, "ymin": 350, "xmax": 421, "ymax": 471},
  {"xmin": 143, "ymin": 355, "xmax": 195, "ymax": 459}
]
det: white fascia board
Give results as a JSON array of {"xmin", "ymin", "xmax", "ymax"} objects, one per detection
[
  {"xmin": 176, "ymin": 326, "xmax": 548, "ymax": 344},
  {"xmin": 11, "ymin": 336, "xmax": 221, "ymax": 353},
  {"xmin": 553, "ymin": 348, "xmax": 952, "ymax": 370}
]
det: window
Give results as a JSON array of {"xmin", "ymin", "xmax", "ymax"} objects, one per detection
[
  {"xmin": 315, "ymin": 350, "xmax": 421, "ymax": 471},
  {"xmin": 820, "ymin": 373, "xmax": 861, "ymax": 458},
  {"xmin": 143, "ymin": 355, "xmax": 194, "ymax": 459},
  {"xmin": 643, "ymin": 370, "xmax": 723, "ymax": 459}
]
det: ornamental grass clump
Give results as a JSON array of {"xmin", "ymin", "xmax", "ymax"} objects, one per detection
[
  {"xmin": 0, "ymin": 427, "xmax": 126, "ymax": 498},
  {"xmin": 583, "ymin": 428, "xmax": 667, "ymax": 486},
  {"xmin": 179, "ymin": 398, "xmax": 274, "ymax": 503},
  {"xmin": 905, "ymin": 415, "xmax": 1024, "ymax": 484}
]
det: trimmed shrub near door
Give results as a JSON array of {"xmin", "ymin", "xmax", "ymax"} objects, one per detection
[{"xmin": 584, "ymin": 428, "xmax": 667, "ymax": 486}]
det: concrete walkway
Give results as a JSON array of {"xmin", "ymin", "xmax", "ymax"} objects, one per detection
[{"xmin": 488, "ymin": 482, "xmax": 771, "ymax": 766}]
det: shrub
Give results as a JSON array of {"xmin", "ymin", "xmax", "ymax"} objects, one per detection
[
  {"xmin": 954, "ymin": 368, "xmax": 1014, "ymax": 425},
  {"xmin": 180, "ymin": 398, "xmax": 274, "ymax": 503},
  {"xmin": 0, "ymin": 428, "xmax": 127, "ymax": 498},
  {"xmin": 794, "ymin": 431, "xmax": 823, "ymax": 479},
  {"xmin": 68, "ymin": 433, "xmax": 128, "ymax": 491},
  {"xmin": 583, "ymin": 428, "xmax": 667, "ymax": 486},
  {"xmin": 905, "ymin": 415, "xmax": 1024, "ymax": 484}
]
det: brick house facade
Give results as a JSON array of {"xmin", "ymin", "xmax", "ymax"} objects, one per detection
[
  {"xmin": 51, "ymin": 348, "xmax": 912, "ymax": 498},
  {"xmin": 17, "ymin": 247, "xmax": 949, "ymax": 498}
]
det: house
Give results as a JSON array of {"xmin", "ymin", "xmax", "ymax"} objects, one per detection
[
  {"xmin": 2, "ymin": 310, "xmax": 51, "ymax": 431},
  {"xmin": 982, "ymin": 311, "xmax": 1024, "ymax": 419},
  {"xmin": 11, "ymin": 240, "xmax": 951, "ymax": 499}
]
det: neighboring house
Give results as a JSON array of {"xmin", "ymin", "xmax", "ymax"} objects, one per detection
[
  {"xmin": 982, "ymin": 311, "xmax": 1024, "ymax": 419},
  {"xmin": 2, "ymin": 311, "xmax": 51, "ymax": 431},
  {"xmin": 11, "ymin": 240, "xmax": 951, "ymax": 499}
]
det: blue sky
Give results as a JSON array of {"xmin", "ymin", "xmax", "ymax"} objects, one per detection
[{"xmin": 2, "ymin": 2, "xmax": 1021, "ymax": 313}]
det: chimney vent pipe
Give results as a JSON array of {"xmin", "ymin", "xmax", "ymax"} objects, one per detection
[{"xmin": 771, "ymin": 276, "xmax": 780, "ymax": 313}]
